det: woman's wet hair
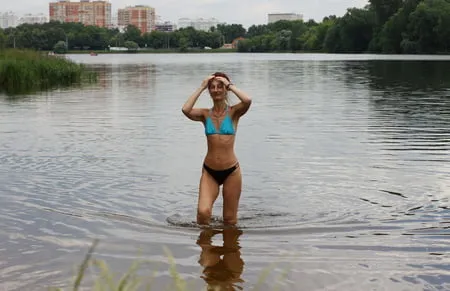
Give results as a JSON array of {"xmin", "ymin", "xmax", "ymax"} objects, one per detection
[
  {"xmin": 207, "ymin": 72, "xmax": 231, "ymax": 105},
  {"xmin": 208, "ymin": 72, "xmax": 230, "ymax": 88}
]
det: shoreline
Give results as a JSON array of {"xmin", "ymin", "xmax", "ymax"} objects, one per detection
[{"xmin": 59, "ymin": 49, "xmax": 450, "ymax": 56}]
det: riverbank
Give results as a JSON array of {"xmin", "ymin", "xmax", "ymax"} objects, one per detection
[
  {"xmin": 63, "ymin": 48, "xmax": 326, "ymax": 54},
  {"xmin": 0, "ymin": 49, "xmax": 97, "ymax": 96},
  {"xmin": 66, "ymin": 48, "xmax": 237, "ymax": 54}
]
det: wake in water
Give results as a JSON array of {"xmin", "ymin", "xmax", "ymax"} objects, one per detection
[
  {"xmin": 166, "ymin": 214, "xmax": 226, "ymax": 229},
  {"xmin": 166, "ymin": 211, "xmax": 296, "ymax": 230}
]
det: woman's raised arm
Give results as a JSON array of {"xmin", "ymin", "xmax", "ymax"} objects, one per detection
[{"xmin": 181, "ymin": 75, "xmax": 215, "ymax": 121}]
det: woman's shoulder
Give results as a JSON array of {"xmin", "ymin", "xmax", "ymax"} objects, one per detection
[
  {"xmin": 229, "ymin": 104, "xmax": 241, "ymax": 116},
  {"xmin": 197, "ymin": 108, "xmax": 211, "ymax": 119}
]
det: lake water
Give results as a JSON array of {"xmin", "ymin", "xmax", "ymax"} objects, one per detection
[{"xmin": 1, "ymin": 53, "xmax": 449, "ymax": 291}]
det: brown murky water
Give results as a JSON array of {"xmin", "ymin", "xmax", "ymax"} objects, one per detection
[{"xmin": 0, "ymin": 53, "xmax": 449, "ymax": 291}]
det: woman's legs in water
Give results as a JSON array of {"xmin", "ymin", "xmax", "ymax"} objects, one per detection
[
  {"xmin": 197, "ymin": 169, "xmax": 220, "ymax": 225},
  {"xmin": 197, "ymin": 165, "xmax": 242, "ymax": 226},
  {"xmin": 222, "ymin": 166, "xmax": 242, "ymax": 225}
]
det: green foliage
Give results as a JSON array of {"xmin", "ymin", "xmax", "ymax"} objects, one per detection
[
  {"xmin": 2, "ymin": 4, "xmax": 450, "ymax": 54},
  {"xmin": 0, "ymin": 49, "xmax": 97, "ymax": 96},
  {"xmin": 53, "ymin": 40, "xmax": 67, "ymax": 54},
  {"xmin": 369, "ymin": 0, "xmax": 404, "ymax": 25},
  {"xmin": 403, "ymin": 0, "xmax": 450, "ymax": 53},
  {"xmin": 49, "ymin": 238, "xmax": 290, "ymax": 291},
  {"xmin": 337, "ymin": 8, "xmax": 376, "ymax": 52},
  {"xmin": 216, "ymin": 23, "xmax": 246, "ymax": 43},
  {"xmin": 298, "ymin": 18, "xmax": 334, "ymax": 51},
  {"xmin": 124, "ymin": 40, "xmax": 139, "ymax": 51},
  {"xmin": 0, "ymin": 29, "xmax": 6, "ymax": 50}
]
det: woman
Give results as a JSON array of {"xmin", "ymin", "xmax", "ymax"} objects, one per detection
[{"xmin": 182, "ymin": 72, "xmax": 252, "ymax": 226}]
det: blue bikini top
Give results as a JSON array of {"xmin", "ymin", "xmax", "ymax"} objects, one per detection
[{"xmin": 204, "ymin": 106, "xmax": 236, "ymax": 136}]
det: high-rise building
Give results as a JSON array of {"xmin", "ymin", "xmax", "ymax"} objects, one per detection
[
  {"xmin": 155, "ymin": 21, "xmax": 177, "ymax": 32},
  {"xmin": 177, "ymin": 17, "xmax": 223, "ymax": 31},
  {"xmin": 268, "ymin": 13, "xmax": 303, "ymax": 24},
  {"xmin": 49, "ymin": 0, "xmax": 112, "ymax": 28},
  {"xmin": 0, "ymin": 11, "xmax": 18, "ymax": 28},
  {"xmin": 19, "ymin": 13, "xmax": 48, "ymax": 25},
  {"xmin": 117, "ymin": 5, "xmax": 155, "ymax": 34}
]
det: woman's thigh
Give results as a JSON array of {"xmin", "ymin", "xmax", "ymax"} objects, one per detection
[
  {"xmin": 222, "ymin": 167, "xmax": 242, "ymax": 222},
  {"xmin": 198, "ymin": 170, "xmax": 220, "ymax": 213}
]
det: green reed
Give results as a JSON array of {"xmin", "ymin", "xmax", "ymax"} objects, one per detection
[
  {"xmin": 0, "ymin": 49, "xmax": 97, "ymax": 96},
  {"xmin": 49, "ymin": 239, "xmax": 289, "ymax": 291},
  {"xmin": 49, "ymin": 239, "xmax": 204, "ymax": 291}
]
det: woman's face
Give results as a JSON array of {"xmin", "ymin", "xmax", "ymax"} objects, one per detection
[{"xmin": 208, "ymin": 79, "xmax": 227, "ymax": 101}]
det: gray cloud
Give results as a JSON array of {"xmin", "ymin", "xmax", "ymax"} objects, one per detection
[{"xmin": 4, "ymin": 0, "xmax": 369, "ymax": 28}]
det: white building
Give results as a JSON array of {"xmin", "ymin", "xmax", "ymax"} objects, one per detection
[
  {"xmin": 0, "ymin": 11, "xmax": 18, "ymax": 29},
  {"xmin": 155, "ymin": 21, "xmax": 177, "ymax": 32},
  {"xmin": 18, "ymin": 13, "xmax": 48, "ymax": 25},
  {"xmin": 177, "ymin": 17, "xmax": 223, "ymax": 31},
  {"xmin": 111, "ymin": 11, "xmax": 118, "ymax": 29},
  {"xmin": 268, "ymin": 13, "xmax": 303, "ymax": 24}
]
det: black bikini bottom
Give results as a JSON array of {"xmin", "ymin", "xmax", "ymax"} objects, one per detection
[{"xmin": 203, "ymin": 163, "xmax": 239, "ymax": 185}]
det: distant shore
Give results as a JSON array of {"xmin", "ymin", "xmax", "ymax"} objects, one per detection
[
  {"xmin": 66, "ymin": 48, "xmax": 238, "ymax": 54},
  {"xmin": 62, "ymin": 48, "xmax": 331, "ymax": 55}
]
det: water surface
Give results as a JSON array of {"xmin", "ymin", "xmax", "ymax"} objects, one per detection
[{"xmin": 0, "ymin": 53, "xmax": 449, "ymax": 291}]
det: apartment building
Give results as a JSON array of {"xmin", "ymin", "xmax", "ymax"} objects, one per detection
[
  {"xmin": 0, "ymin": 12, "xmax": 18, "ymax": 28},
  {"xmin": 19, "ymin": 13, "xmax": 48, "ymax": 25},
  {"xmin": 49, "ymin": 0, "xmax": 112, "ymax": 28},
  {"xmin": 155, "ymin": 21, "xmax": 176, "ymax": 32},
  {"xmin": 117, "ymin": 5, "xmax": 155, "ymax": 34},
  {"xmin": 268, "ymin": 13, "xmax": 303, "ymax": 23},
  {"xmin": 177, "ymin": 17, "xmax": 223, "ymax": 31}
]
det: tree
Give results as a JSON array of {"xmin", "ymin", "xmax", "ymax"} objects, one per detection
[
  {"xmin": 216, "ymin": 23, "xmax": 246, "ymax": 43},
  {"xmin": 369, "ymin": 0, "xmax": 404, "ymax": 25},
  {"xmin": 339, "ymin": 8, "xmax": 376, "ymax": 52},
  {"xmin": 123, "ymin": 25, "xmax": 143, "ymax": 45},
  {"xmin": 53, "ymin": 40, "xmax": 67, "ymax": 54},
  {"xmin": 124, "ymin": 40, "xmax": 138, "ymax": 51},
  {"xmin": 378, "ymin": 0, "xmax": 422, "ymax": 53},
  {"xmin": 0, "ymin": 30, "xmax": 6, "ymax": 50},
  {"xmin": 402, "ymin": 0, "xmax": 450, "ymax": 53},
  {"xmin": 275, "ymin": 29, "xmax": 292, "ymax": 50}
]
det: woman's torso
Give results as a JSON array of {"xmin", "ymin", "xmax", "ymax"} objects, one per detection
[{"xmin": 202, "ymin": 106, "xmax": 239, "ymax": 169}]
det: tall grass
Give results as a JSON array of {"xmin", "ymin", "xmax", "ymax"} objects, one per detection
[
  {"xmin": 0, "ymin": 49, "xmax": 97, "ymax": 96},
  {"xmin": 49, "ymin": 240, "xmax": 215, "ymax": 291},
  {"xmin": 50, "ymin": 239, "xmax": 287, "ymax": 291}
]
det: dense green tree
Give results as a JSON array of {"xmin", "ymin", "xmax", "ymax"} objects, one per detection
[
  {"xmin": 216, "ymin": 24, "xmax": 246, "ymax": 43},
  {"xmin": 53, "ymin": 40, "xmax": 67, "ymax": 53},
  {"xmin": 1, "ymin": 4, "xmax": 450, "ymax": 55},
  {"xmin": 378, "ymin": 0, "xmax": 422, "ymax": 53},
  {"xmin": 369, "ymin": 0, "xmax": 405, "ymax": 25},
  {"xmin": 0, "ymin": 30, "xmax": 7, "ymax": 50}
]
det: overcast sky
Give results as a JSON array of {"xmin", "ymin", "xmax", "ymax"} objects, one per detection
[{"xmin": 4, "ymin": 0, "xmax": 369, "ymax": 28}]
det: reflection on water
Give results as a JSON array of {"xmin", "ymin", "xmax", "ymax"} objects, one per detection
[
  {"xmin": 367, "ymin": 60, "xmax": 450, "ymax": 92},
  {"xmin": 197, "ymin": 228, "xmax": 244, "ymax": 291},
  {"xmin": 0, "ymin": 53, "xmax": 449, "ymax": 291}
]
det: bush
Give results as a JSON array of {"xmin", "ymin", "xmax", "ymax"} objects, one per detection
[{"xmin": 0, "ymin": 49, "xmax": 97, "ymax": 95}]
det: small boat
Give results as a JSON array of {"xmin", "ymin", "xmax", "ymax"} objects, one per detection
[{"xmin": 90, "ymin": 52, "xmax": 98, "ymax": 56}]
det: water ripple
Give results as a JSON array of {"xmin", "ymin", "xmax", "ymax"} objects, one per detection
[{"xmin": 0, "ymin": 54, "xmax": 449, "ymax": 290}]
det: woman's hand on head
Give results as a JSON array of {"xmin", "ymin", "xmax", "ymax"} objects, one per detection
[
  {"xmin": 214, "ymin": 76, "xmax": 231, "ymax": 87},
  {"xmin": 201, "ymin": 75, "xmax": 215, "ymax": 90}
]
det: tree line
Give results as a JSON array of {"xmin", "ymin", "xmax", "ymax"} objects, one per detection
[
  {"xmin": 239, "ymin": 0, "xmax": 450, "ymax": 54},
  {"xmin": 0, "ymin": 0, "xmax": 449, "ymax": 54}
]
